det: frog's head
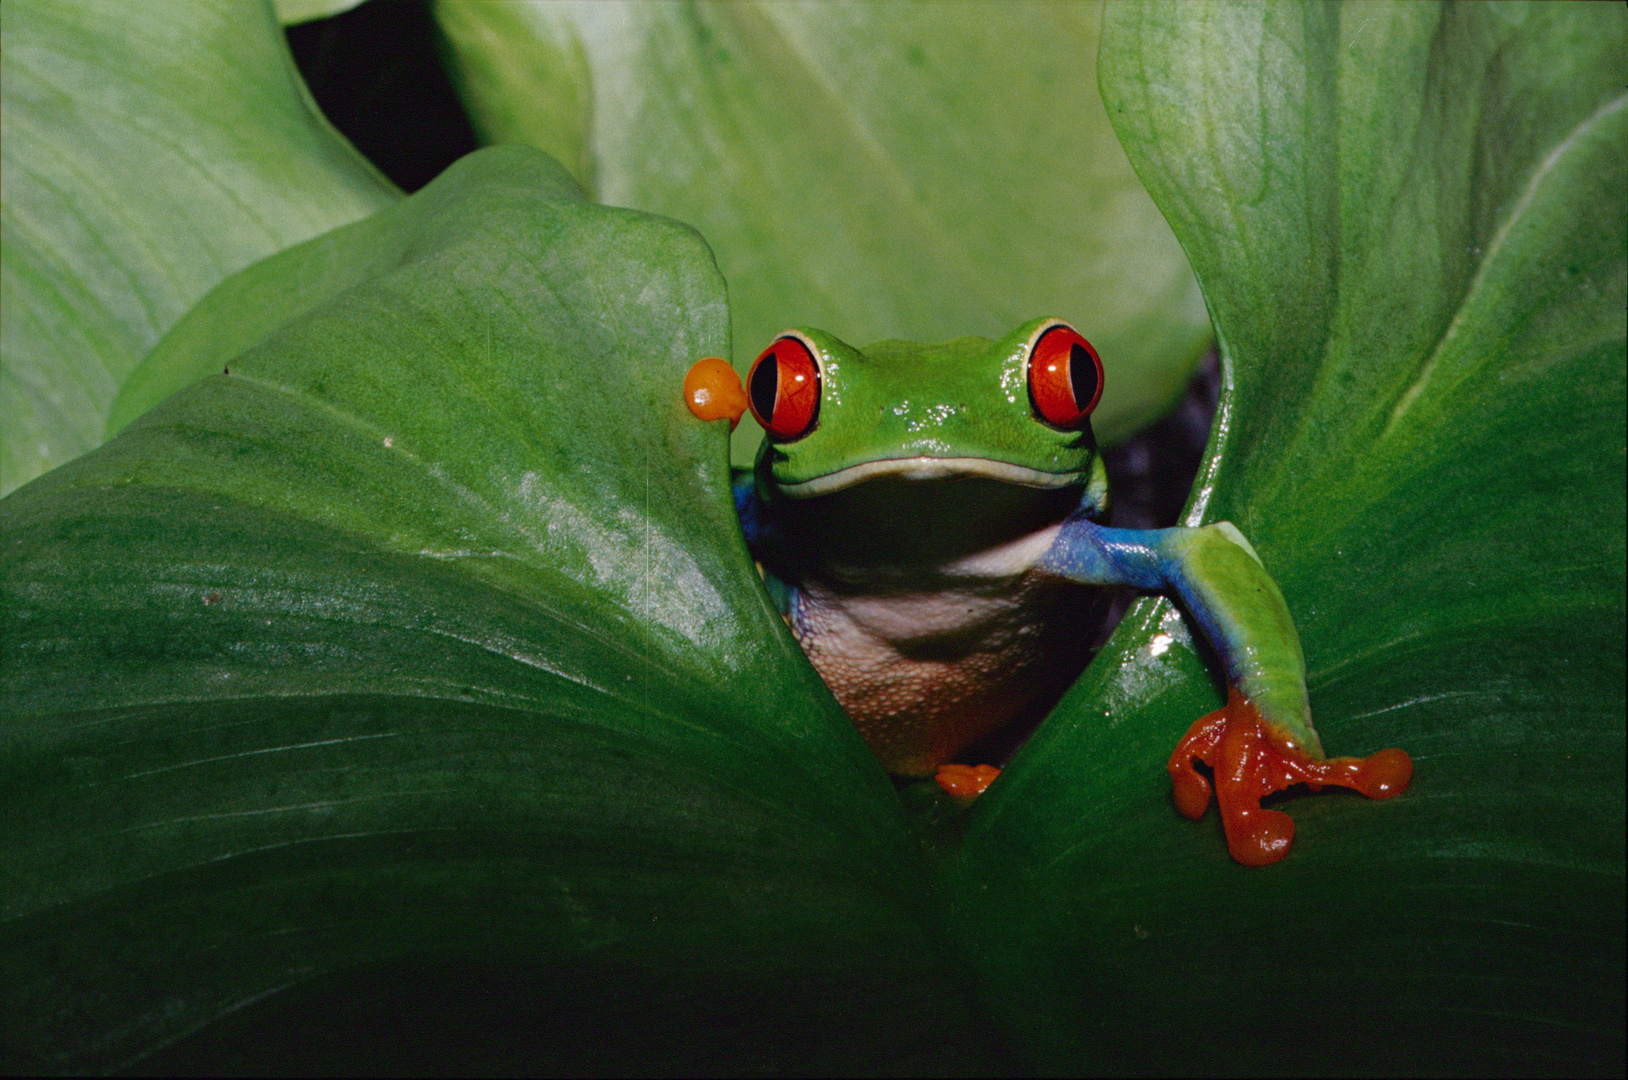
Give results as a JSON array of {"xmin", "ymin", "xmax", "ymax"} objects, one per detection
[{"xmin": 749, "ymin": 316, "xmax": 1109, "ymax": 518}]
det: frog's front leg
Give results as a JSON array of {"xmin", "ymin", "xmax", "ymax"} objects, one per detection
[{"xmin": 1039, "ymin": 518, "xmax": 1411, "ymax": 865}]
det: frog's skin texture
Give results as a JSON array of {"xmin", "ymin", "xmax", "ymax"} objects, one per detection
[{"xmin": 703, "ymin": 318, "xmax": 1409, "ymax": 865}]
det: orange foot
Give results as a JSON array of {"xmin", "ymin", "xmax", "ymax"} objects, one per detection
[
  {"xmin": 935, "ymin": 763, "xmax": 1001, "ymax": 805},
  {"xmin": 1168, "ymin": 687, "xmax": 1412, "ymax": 867}
]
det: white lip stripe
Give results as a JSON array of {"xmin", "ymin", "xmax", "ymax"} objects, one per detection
[{"xmin": 778, "ymin": 456, "xmax": 1082, "ymax": 497}]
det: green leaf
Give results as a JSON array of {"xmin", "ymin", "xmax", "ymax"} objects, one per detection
[
  {"xmin": 946, "ymin": 3, "xmax": 1625, "ymax": 1072},
  {"xmin": 0, "ymin": 0, "xmax": 396, "ymax": 495},
  {"xmin": 272, "ymin": 0, "xmax": 365, "ymax": 27},
  {"xmin": 432, "ymin": 0, "xmax": 1214, "ymax": 455},
  {"xmin": 1, "ymin": 146, "xmax": 994, "ymax": 1074}
]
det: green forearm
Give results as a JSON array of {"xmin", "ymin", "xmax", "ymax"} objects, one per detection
[{"xmin": 1158, "ymin": 523, "xmax": 1320, "ymax": 757}]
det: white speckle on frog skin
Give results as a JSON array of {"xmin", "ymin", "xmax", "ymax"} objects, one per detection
[
  {"xmin": 916, "ymin": 403, "xmax": 959, "ymax": 431},
  {"xmin": 1000, "ymin": 346, "xmax": 1027, "ymax": 404},
  {"xmin": 888, "ymin": 400, "xmax": 961, "ymax": 433}
]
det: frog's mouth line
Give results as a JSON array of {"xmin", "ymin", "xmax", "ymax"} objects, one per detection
[{"xmin": 777, "ymin": 456, "xmax": 1084, "ymax": 498}]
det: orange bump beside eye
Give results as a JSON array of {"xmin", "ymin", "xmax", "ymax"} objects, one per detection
[{"xmin": 684, "ymin": 356, "xmax": 749, "ymax": 430}]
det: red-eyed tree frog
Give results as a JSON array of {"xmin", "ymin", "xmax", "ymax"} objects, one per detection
[{"xmin": 685, "ymin": 318, "xmax": 1410, "ymax": 865}]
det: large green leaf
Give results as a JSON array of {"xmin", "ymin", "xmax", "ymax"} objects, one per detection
[
  {"xmin": 1, "ymin": 145, "xmax": 1000, "ymax": 1074},
  {"xmin": 946, "ymin": 3, "xmax": 1625, "ymax": 1073},
  {"xmin": 0, "ymin": 0, "xmax": 396, "ymax": 495},
  {"xmin": 432, "ymin": 0, "xmax": 1214, "ymax": 456}
]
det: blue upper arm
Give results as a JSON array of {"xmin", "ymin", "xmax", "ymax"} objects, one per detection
[
  {"xmin": 732, "ymin": 468, "xmax": 796, "ymax": 620},
  {"xmin": 1038, "ymin": 516, "xmax": 1170, "ymax": 590}
]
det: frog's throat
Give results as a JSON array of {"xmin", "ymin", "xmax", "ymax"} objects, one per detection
[{"xmin": 774, "ymin": 456, "xmax": 1084, "ymax": 498}]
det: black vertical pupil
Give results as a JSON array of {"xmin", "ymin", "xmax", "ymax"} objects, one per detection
[
  {"xmin": 1068, "ymin": 342, "xmax": 1098, "ymax": 409},
  {"xmin": 749, "ymin": 354, "xmax": 780, "ymax": 419}
]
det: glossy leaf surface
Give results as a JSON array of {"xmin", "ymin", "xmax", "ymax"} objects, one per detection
[{"xmin": 0, "ymin": 0, "xmax": 396, "ymax": 495}]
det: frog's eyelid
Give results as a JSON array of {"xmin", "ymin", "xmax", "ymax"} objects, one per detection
[{"xmin": 1023, "ymin": 317, "xmax": 1076, "ymax": 354}]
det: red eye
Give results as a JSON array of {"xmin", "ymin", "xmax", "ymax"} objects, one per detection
[
  {"xmin": 747, "ymin": 336, "xmax": 821, "ymax": 441},
  {"xmin": 1028, "ymin": 324, "xmax": 1103, "ymax": 429}
]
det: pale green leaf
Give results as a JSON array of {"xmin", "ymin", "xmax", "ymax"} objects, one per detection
[{"xmin": 0, "ymin": 0, "xmax": 396, "ymax": 494}]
